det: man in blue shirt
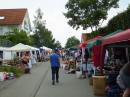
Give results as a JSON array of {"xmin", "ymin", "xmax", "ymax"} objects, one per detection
[{"xmin": 50, "ymin": 49, "xmax": 60, "ymax": 85}]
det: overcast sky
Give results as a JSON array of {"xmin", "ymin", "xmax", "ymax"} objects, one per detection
[{"xmin": 0, "ymin": 0, "xmax": 129, "ymax": 47}]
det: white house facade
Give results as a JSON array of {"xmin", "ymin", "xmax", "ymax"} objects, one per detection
[
  {"xmin": 0, "ymin": 8, "xmax": 31, "ymax": 36},
  {"xmin": 0, "ymin": 8, "xmax": 32, "ymax": 60}
]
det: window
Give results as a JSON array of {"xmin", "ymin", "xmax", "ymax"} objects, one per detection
[
  {"xmin": 24, "ymin": 20, "xmax": 28, "ymax": 30},
  {"xmin": 0, "ymin": 28, "xmax": 3, "ymax": 34},
  {"xmin": 0, "ymin": 16, "xmax": 5, "ymax": 20}
]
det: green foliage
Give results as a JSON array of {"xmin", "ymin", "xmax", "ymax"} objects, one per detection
[
  {"xmin": 53, "ymin": 41, "xmax": 62, "ymax": 48},
  {"xmin": 108, "ymin": 5, "xmax": 130, "ymax": 32},
  {"xmin": 0, "ymin": 66, "xmax": 23, "ymax": 77},
  {"xmin": 65, "ymin": 36, "xmax": 80, "ymax": 48},
  {"xmin": 86, "ymin": 33, "xmax": 95, "ymax": 40},
  {"xmin": 63, "ymin": 0, "xmax": 119, "ymax": 33},
  {"xmin": 2, "ymin": 29, "xmax": 33, "ymax": 46},
  {"xmin": 86, "ymin": 4, "xmax": 130, "ymax": 40},
  {"xmin": 32, "ymin": 23, "xmax": 56, "ymax": 48},
  {"xmin": 32, "ymin": 8, "xmax": 57, "ymax": 48},
  {"xmin": 33, "ymin": 8, "xmax": 46, "ymax": 27}
]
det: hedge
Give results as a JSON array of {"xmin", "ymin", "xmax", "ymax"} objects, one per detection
[{"xmin": 0, "ymin": 66, "xmax": 23, "ymax": 77}]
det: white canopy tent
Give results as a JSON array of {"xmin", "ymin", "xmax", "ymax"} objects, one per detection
[
  {"xmin": 0, "ymin": 47, "xmax": 12, "ymax": 60},
  {"xmin": 3, "ymin": 43, "xmax": 40, "ymax": 65},
  {"xmin": 4, "ymin": 43, "xmax": 32, "ymax": 52},
  {"xmin": 25, "ymin": 45, "xmax": 39, "ymax": 51}
]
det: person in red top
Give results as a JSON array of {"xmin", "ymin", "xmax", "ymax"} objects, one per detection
[
  {"xmin": 24, "ymin": 52, "xmax": 30, "ymax": 59},
  {"xmin": 25, "ymin": 52, "xmax": 29, "ymax": 57}
]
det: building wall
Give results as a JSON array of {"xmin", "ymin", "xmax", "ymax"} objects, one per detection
[
  {"xmin": 22, "ymin": 11, "xmax": 31, "ymax": 36},
  {"xmin": 0, "ymin": 25, "xmax": 21, "ymax": 35},
  {"xmin": 0, "ymin": 11, "xmax": 31, "ymax": 36}
]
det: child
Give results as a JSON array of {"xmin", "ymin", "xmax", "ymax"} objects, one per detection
[
  {"xmin": 27, "ymin": 59, "xmax": 32, "ymax": 73},
  {"xmin": 24, "ymin": 57, "xmax": 32, "ymax": 74}
]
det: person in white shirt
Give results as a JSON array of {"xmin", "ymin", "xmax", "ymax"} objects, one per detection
[
  {"xmin": 74, "ymin": 51, "xmax": 77, "ymax": 60},
  {"xmin": 104, "ymin": 50, "xmax": 109, "ymax": 65},
  {"xmin": 26, "ymin": 59, "xmax": 32, "ymax": 73},
  {"xmin": 62, "ymin": 52, "xmax": 65, "ymax": 61}
]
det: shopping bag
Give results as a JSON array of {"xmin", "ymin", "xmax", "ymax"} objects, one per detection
[
  {"xmin": 76, "ymin": 71, "xmax": 82, "ymax": 79},
  {"xmin": 0, "ymin": 72, "xmax": 6, "ymax": 81}
]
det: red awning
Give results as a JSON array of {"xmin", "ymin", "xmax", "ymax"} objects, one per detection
[
  {"xmin": 82, "ymin": 36, "xmax": 102, "ymax": 47},
  {"xmin": 100, "ymin": 29, "xmax": 130, "ymax": 74},
  {"xmin": 78, "ymin": 36, "xmax": 102, "ymax": 48},
  {"xmin": 102, "ymin": 29, "xmax": 130, "ymax": 45},
  {"xmin": 78, "ymin": 43, "xmax": 82, "ymax": 49}
]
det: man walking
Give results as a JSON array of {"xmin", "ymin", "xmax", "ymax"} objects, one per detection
[{"xmin": 50, "ymin": 49, "xmax": 60, "ymax": 85}]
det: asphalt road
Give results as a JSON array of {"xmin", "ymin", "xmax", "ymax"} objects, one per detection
[{"xmin": 0, "ymin": 61, "xmax": 106, "ymax": 97}]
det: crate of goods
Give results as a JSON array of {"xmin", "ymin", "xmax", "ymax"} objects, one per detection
[{"xmin": 93, "ymin": 76, "xmax": 106, "ymax": 96}]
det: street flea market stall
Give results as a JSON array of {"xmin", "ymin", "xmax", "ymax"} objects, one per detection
[
  {"xmin": 86, "ymin": 30, "xmax": 123, "ymax": 75},
  {"xmin": 86, "ymin": 30, "xmax": 123, "ymax": 49},
  {"xmin": 76, "ymin": 29, "xmax": 130, "ymax": 96},
  {"xmin": 100, "ymin": 29, "xmax": 130, "ymax": 74},
  {"xmin": 40, "ymin": 46, "xmax": 52, "ymax": 61},
  {"xmin": 0, "ymin": 43, "xmax": 40, "ymax": 81},
  {"xmin": 60, "ymin": 36, "xmax": 103, "ymax": 78},
  {"xmin": 77, "ymin": 36, "xmax": 102, "ymax": 76},
  {"xmin": 91, "ymin": 29, "xmax": 130, "ymax": 96}
]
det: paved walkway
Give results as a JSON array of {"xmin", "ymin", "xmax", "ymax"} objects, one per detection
[
  {"xmin": 35, "ymin": 66, "xmax": 106, "ymax": 97},
  {"xmin": 0, "ymin": 62, "xmax": 45, "ymax": 90},
  {"xmin": 0, "ymin": 79, "xmax": 14, "ymax": 90},
  {"xmin": 0, "ymin": 61, "xmax": 106, "ymax": 97}
]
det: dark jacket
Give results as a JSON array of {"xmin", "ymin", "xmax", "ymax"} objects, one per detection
[{"xmin": 84, "ymin": 48, "xmax": 89, "ymax": 60}]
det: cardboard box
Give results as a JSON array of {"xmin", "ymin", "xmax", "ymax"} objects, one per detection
[
  {"xmin": 89, "ymin": 77, "xmax": 93, "ymax": 85},
  {"xmin": 93, "ymin": 76, "xmax": 106, "ymax": 96}
]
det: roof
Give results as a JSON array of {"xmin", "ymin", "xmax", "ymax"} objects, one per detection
[
  {"xmin": 5, "ymin": 43, "xmax": 32, "ymax": 52},
  {"xmin": 78, "ymin": 36, "xmax": 102, "ymax": 48},
  {"xmin": 86, "ymin": 30, "xmax": 123, "ymax": 48},
  {"xmin": 82, "ymin": 36, "xmax": 102, "ymax": 47},
  {"xmin": 102, "ymin": 29, "xmax": 130, "ymax": 45},
  {"xmin": 0, "ymin": 8, "xmax": 27, "ymax": 25},
  {"xmin": 81, "ymin": 33, "xmax": 87, "ymax": 42}
]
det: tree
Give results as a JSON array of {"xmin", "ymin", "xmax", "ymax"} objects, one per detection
[
  {"xmin": 53, "ymin": 40, "xmax": 62, "ymax": 48},
  {"xmin": 32, "ymin": 8, "xmax": 55, "ymax": 48},
  {"xmin": 3, "ymin": 29, "xmax": 32, "ymax": 45},
  {"xmin": 63, "ymin": 0, "xmax": 119, "ymax": 36},
  {"xmin": 65, "ymin": 36, "xmax": 80, "ymax": 48},
  {"xmin": 33, "ymin": 8, "xmax": 46, "ymax": 28}
]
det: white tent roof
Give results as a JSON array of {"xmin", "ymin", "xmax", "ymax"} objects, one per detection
[
  {"xmin": 25, "ymin": 45, "xmax": 39, "ymax": 51},
  {"xmin": 41, "ymin": 46, "xmax": 52, "ymax": 51},
  {"xmin": 4, "ymin": 43, "xmax": 33, "ymax": 52}
]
